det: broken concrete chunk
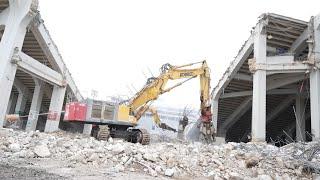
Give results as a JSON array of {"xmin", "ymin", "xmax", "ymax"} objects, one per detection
[
  {"xmin": 34, "ymin": 144, "xmax": 51, "ymax": 157},
  {"xmin": 165, "ymin": 168, "xmax": 175, "ymax": 177}
]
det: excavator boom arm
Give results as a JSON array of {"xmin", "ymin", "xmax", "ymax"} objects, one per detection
[{"xmin": 127, "ymin": 60, "xmax": 211, "ymax": 130}]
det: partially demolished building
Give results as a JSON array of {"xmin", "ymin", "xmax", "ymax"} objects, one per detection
[{"xmin": 212, "ymin": 13, "xmax": 320, "ymax": 143}]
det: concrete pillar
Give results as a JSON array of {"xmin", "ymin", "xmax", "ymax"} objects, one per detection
[
  {"xmin": 8, "ymin": 93, "xmax": 18, "ymax": 114},
  {"xmin": 6, "ymin": 93, "xmax": 14, "ymax": 114},
  {"xmin": 295, "ymin": 94, "xmax": 306, "ymax": 142},
  {"xmin": 26, "ymin": 79, "xmax": 44, "ymax": 131},
  {"xmin": 212, "ymin": 98, "xmax": 219, "ymax": 135},
  {"xmin": 309, "ymin": 15, "xmax": 320, "ymax": 141},
  {"xmin": 83, "ymin": 99, "xmax": 93, "ymax": 135},
  {"xmin": 14, "ymin": 93, "xmax": 27, "ymax": 115},
  {"xmin": 0, "ymin": 0, "xmax": 38, "ymax": 127},
  {"xmin": 83, "ymin": 124, "xmax": 92, "ymax": 135},
  {"xmin": 44, "ymin": 85, "xmax": 66, "ymax": 132},
  {"xmin": 310, "ymin": 71, "xmax": 320, "ymax": 140},
  {"xmin": 251, "ymin": 22, "xmax": 267, "ymax": 142}
]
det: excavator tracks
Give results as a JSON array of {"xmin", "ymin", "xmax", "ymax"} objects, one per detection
[
  {"xmin": 127, "ymin": 128, "xmax": 150, "ymax": 145},
  {"xmin": 97, "ymin": 125, "xmax": 110, "ymax": 141},
  {"xmin": 137, "ymin": 128, "xmax": 150, "ymax": 145}
]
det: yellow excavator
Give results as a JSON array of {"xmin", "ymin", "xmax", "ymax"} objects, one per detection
[
  {"xmin": 63, "ymin": 60, "xmax": 214, "ymax": 145},
  {"xmin": 112, "ymin": 60, "xmax": 213, "ymax": 143}
]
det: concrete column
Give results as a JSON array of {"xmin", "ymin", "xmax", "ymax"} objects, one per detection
[
  {"xmin": 44, "ymin": 85, "xmax": 66, "ymax": 132},
  {"xmin": 7, "ymin": 93, "xmax": 18, "ymax": 114},
  {"xmin": 310, "ymin": 15, "xmax": 320, "ymax": 141},
  {"xmin": 310, "ymin": 71, "xmax": 320, "ymax": 140},
  {"xmin": 0, "ymin": 0, "xmax": 38, "ymax": 127},
  {"xmin": 14, "ymin": 93, "xmax": 27, "ymax": 115},
  {"xmin": 83, "ymin": 124, "xmax": 92, "ymax": 135},
  {"xmin": 6, "ymin": 93, "xmax": 14, "ymax": 114},
  {"xmin": 26, "ymin": 79, "xmax": 44, "ymax": 131},
  {"xmin": 83, "ymin": 99, "xmax": 92, "ymax": 135},
  {"xmin": 212, "ymin": 98, "xmax": 219, "ymax": 135},
  {"xmin": 251, "ymin": 22, "xmax": 267, "ymax": 142},
  {"xmin": 295, "ymin": 94, "xmax": 306, "ymax": 142}
]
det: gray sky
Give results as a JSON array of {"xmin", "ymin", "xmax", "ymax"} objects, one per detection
[{"xmin": 39, "ymin": 0, "xmax": 320, "ymax": 109}]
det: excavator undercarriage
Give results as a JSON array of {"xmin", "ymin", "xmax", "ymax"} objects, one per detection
[{"xmin": 92, "ymin": 125, "xmax": 150, "ymax": 145}]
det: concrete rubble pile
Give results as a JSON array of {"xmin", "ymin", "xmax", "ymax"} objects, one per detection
[{"xmin": 0, "ymin": 128, "xmax": 319, "ymax": 179}]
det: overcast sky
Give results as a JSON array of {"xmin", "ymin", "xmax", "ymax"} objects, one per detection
[{"xmin": 39, "ymin": 0, "xmax": 320, "ymax": 109}]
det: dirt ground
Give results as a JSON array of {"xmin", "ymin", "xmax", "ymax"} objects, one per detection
[
  {"xmin": 0, "ymin": 163, "xmax": 65, "ymax": 180},
  {"xmin": 0, "ymin": 158, "xmax": 180, "ymax": 180}
]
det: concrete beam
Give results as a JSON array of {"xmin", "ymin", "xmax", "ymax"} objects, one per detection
[
  {"xmin": 249, "ymin": 56, "xmax": 310, "ymax": 74},
  {"xmin": 31, "ymin": 22, "xmax": 83, "ymax": 101},
  {"xmin": 15, "ymin": 52, "xmax": 65, "ymax": 86},
  {"xmin": 289, "ymin": 28, "xmax": 308, "ymax": 55},
  {"xmin": 211, "ymin": 34, "xmax": 254, "ymax": 100},
  {"xmin": 26, "ymin": 78, "xmax": 44, "ymax": 131},
  {"xmin": 267, "ymin": 56, "xmax": 295, "ymax": 64},
  {"xmin": 233, "ymin": 73, "xmax": 252, "ymax": 81},
  {"xmin": 268, "ymin": 74, "xmax": 305, "ymax": 90},
  {"xmin": 44, "ymin": 85, "xmax": 66, "ymax": 132},
  {"xmin": 265, "ymin": 63, "xmax": 309, "ymax": 74},
  {"xmin": 0, "ymin": 0, "xmax": 38, "ymax": 126},
  {"xmin": 221, "ymin": 88, "xmax": 299, "ymax": 99}
]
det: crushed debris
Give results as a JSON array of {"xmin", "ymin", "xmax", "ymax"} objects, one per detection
[{"xmin": 0, "ymin": 128, "xmax": 319, "ymax": 179}]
